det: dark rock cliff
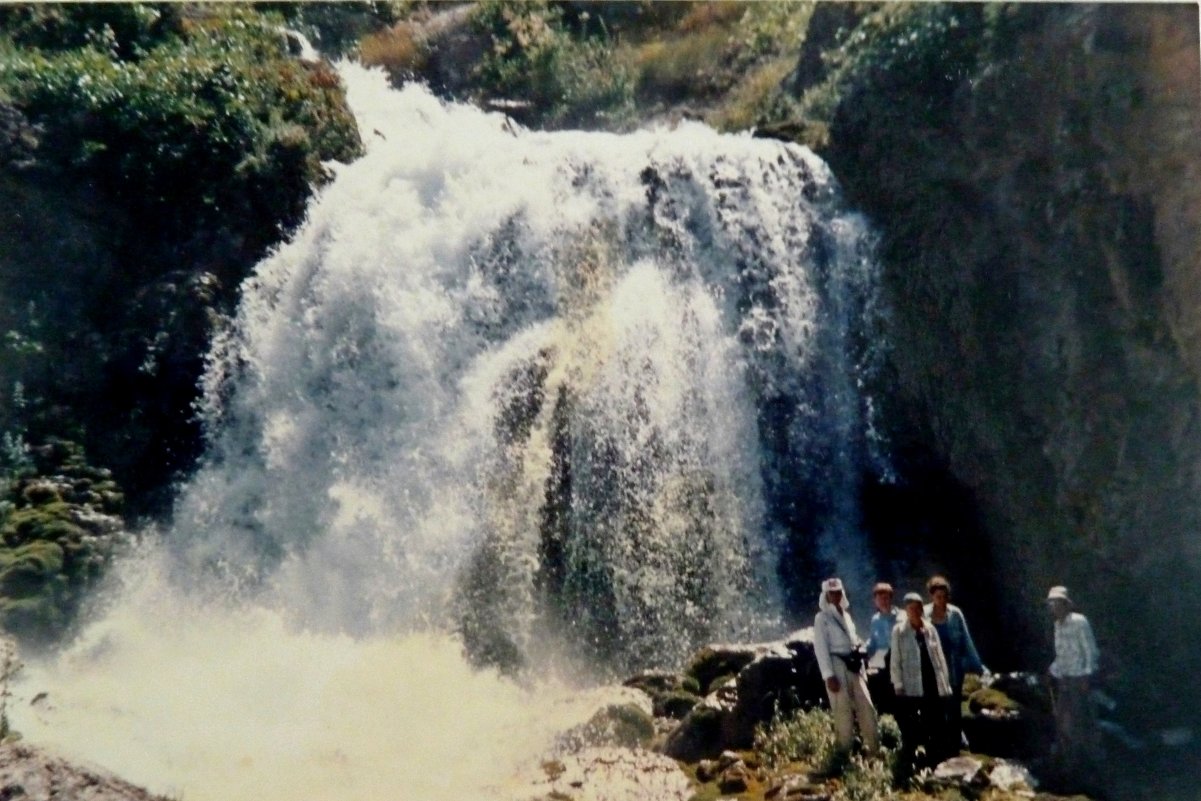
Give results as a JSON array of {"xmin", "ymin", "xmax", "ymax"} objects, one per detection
[{"xmin": 813, "ymin": 3, "xmax": 1201, "ymax": 724}]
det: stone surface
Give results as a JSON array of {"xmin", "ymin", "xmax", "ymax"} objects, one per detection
[
  {"xmin": 717, "ymin": 759, "xmax": 752, "ymax": 793},
  {"xmin": 0, "ymin": 744, "xmax": 169, "ymax": 801},
  {"xmin": 663, "ymin": 633, "xmax": 824, "ymax": 761},
  {"xmin": 990, "ymin": 759, "xmax": 1039, "ymax": 792},
  {"xmin": 512, "ymin": 746, "xmax": 693, "ymax": 801},
  {"xmin": 931, "ymin": 755, "xmax": 988, "ymax": 788}
]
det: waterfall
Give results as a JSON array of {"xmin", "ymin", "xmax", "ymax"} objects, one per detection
[
  {"xmin": 13, "ymin": 65, "xmax": 885, "ymax": 801},
  {"xmin": 174, "ymin": 66, "xmax": 882, "ymax": 669}
]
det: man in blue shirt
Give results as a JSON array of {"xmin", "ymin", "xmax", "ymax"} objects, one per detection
[{"xmin": 866, "ymin": 582, "xmax": 900, "ymax": 715}]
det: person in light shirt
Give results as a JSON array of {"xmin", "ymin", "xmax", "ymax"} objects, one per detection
[
  {"xmin": 865, "ymin": 582, "xmax": 900, "ymax": 715},
  {"xmin": 813, "ymin": 577, "xmax": 880, "ymax": 762},
  {"xmin": 1047, "ymin": 585, "xmax": 1101, "ymax": 774}
]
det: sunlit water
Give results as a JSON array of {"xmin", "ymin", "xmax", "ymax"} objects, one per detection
[{"xmin": 13, "ymin": 65, "xmax": 883, "ymax": 800}]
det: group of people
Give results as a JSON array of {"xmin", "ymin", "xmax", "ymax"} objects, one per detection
[{"xmin": 812, "ymin": 575, "xmax": 1100, "ymax": 776}]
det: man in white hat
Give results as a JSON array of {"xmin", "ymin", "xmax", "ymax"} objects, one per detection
[
  {"xmin": 813, "ymin": 577, "xmax": 880, "ymax": 760},
  {"xmin": 1046, "ymin": 585, "xmax": 1100, "ymax": 774}
]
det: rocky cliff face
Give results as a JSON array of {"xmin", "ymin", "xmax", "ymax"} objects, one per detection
[{"xmin": 814, "ymin": 3, "xmax": 1201, "ymax": 723}]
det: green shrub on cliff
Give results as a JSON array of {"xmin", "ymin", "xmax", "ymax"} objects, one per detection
[
  {"xmin": 0, "ymin": 4, "xmax": 361, "ymax": 245},
  {"xmin": 470, "ymin": 0, "xmax": 634, "ymax": 128},
  {"xmin": 795, "ymin": 2, "xmax": 989, "ymax": 139}
]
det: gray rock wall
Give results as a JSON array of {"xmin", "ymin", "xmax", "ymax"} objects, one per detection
[{"xmin": 818, "ymin": 3, "xmax": 1201, "ymax": 724}]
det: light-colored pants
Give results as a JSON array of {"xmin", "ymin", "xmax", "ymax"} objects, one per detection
[{"xmin": 826, "ymin": 658, "xmax": 880, "ymax": 754}]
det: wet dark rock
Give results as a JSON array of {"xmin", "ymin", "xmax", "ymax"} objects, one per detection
[
  {"xmin": 623, "ymin": 671, "xmax": 702, "ymax": 718},
  {"xmin": 717, "ymin": 760, "xmax": 752, "ymax": 793},
  {"xmin": 559, "ymin": 702, "xmax": 656, "ymax": 751},
  {"xmin": 662, "ymin": 632, "xmax": 824, "ymax": 761}
]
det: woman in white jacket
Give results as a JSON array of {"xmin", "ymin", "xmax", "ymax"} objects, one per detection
[{"xmin": 891, "ymin": 592, "xmax": 955, "ymax": 768}]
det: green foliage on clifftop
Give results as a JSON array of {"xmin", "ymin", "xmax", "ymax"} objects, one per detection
[
  {"xmin": 470, "ymin": 0, "xmax": 634, "ymax": 128},
  {"xmin": 0, "ymin": 3, "xmax": 361, "ymax": 242},
  {"xmin": 366, "ymin": 1, "xmax": 814, "ymax": 132}
]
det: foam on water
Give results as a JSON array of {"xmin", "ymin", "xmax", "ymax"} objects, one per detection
[{"xmin": 17, "ymin": 551, "xmax": 614, "ymax": 801}]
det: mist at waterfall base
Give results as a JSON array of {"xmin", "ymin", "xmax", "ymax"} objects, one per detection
[{"xmin": 13, "ymin": 66, "xmax": 885, "ymax": 800}]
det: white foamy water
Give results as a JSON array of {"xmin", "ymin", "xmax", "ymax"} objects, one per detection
[
  {"xmin": 14, "ymin": 65, "xmax": 884, "ymax": 800},
  {"xmin": 17, "ymin": 554, "xmax": 583, "ymax": 800}
]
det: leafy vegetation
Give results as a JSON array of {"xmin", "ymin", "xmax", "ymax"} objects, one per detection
[
  {"xmin": 361, "ymin": 1, "xmax": 816, "ymax": 133},
  {"xmin": 754, "ymin": 707, "xmax": 838, "ymax": 772},
  {"xmin": 469, "ymin": 0, "xmax": 635, "ymax": 128},
  {"xmin": 793, "ymin": 3, "xmax": 988, "ymax": 142},
  {"xmin": 753, "ymin": 709, "xmax": 903, "ymax": 801},
  {"xmin": 0, "ymin": 4, "xmax": 361, "ymax": 247},
  {"xmin": 0, "ymin": 439, "xmax": 123, "ymax": 642}
]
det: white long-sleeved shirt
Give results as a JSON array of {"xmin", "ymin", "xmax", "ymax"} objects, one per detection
[
  {"xmin": 1050, "ymin": 612, "xmax": 1100, "ymax": 678},
  {"xmin": 813, "ymin": 592, "xmax": 861, "ymax": 680}
]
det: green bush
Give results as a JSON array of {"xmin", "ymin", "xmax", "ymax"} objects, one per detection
[
  {"xmin": 0, "ymin": 6, "xmax": 363, "ymax": 513},
  {"xmin": 0, "ymin": 4, "xmax": 361, "ymax": 247},
  {"xmin": 754, "ymin": 707, "xmax": 837, "ymax": 771},
  {"xmin": 470, "ymin": 0, "xmax": 634, "ymax": 128},
  {"xmin": 838, "ymin": 753, "xmax": 898, "ymax": 801},
  {"xmin": 798, "ymin": 3, "xmax": 984, "ymax": 128}
]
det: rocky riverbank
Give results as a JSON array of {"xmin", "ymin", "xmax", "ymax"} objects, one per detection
[{"xmin": 8, "ymin": 624, "xmax": 1198, "ymax": 801}]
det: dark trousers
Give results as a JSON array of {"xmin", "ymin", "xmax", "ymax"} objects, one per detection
[
  {"xmin": 896, "ymin": 695, "xmax": 956, "ymax": 769},
  {"xmin": 1052, "ymin": 676, "xmax": 1099, "ymax": 775},
  {"xmin": 867, "ymin": 666, "xmax": 896, "ymax": 718},
  {"xmin": 948, "ymin": 679, "xmax": 967, "ymax": 748}
]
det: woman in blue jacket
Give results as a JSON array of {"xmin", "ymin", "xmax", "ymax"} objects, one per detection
[{"xmin": 924, "ymin": 575, "xmax": 987, "ymax": 747}]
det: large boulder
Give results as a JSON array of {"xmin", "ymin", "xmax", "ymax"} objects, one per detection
[
  {"xmin": 962, "ymin": 672, "xmax": 1053, "ymax": 759},
  {"xmin": 662, "ymin": 630, "xmax": 825, "ymax": 761}
]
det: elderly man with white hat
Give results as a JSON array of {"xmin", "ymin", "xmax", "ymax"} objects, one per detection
[
  {"xmin": 813, "ymin": 577, "xmax": 880, "ymax": 760},
  {"xmin": 1046, "ymin": 585, "xmax": 1100, "ymax": 774}
]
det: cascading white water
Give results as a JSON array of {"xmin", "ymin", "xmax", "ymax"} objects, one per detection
[{"xmin": 13, "ymin": 65, "xmax": 884, "ymax": 801}]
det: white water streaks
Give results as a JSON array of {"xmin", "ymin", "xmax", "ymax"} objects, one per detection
[
  {"xmin": 14, "ymin": 66, "xmax": 886, "ymax": 801},
  {"xmin": 183, "ymin": 68, "xmax": 882, "ymax": 660}
]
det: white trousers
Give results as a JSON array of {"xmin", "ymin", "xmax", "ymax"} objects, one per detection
[{"xmin": 826, "ymin": 658, "xmax": 880, "ymax": 753}]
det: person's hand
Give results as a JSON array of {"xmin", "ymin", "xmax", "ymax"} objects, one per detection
[
  {"xmin": 826, "ymin": 676, "xmax": 841, "ymax": 693},
  {"xmin": 894, "ymin": 689, "xmax": 905, "ymax": 697}
]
